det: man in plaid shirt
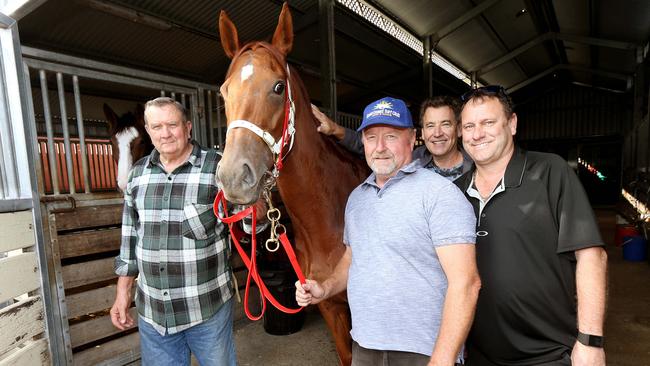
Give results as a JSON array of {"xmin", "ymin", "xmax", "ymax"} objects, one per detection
[{"xmin": 110, "ymin": 97, "xmax": 235, "ymax": 366}]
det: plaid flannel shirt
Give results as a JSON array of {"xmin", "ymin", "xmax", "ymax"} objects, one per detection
[{"xmin": 115, "ymin": 141, "xmax": 232, "ymax": 335}]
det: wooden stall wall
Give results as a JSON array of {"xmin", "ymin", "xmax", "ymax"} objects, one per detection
[
  {"xmin": 40, "ymin": 200, "xmax": 138, "ymax": 366},
  {"xmin": 0, "ymin": 210, "xmax": 50, "ymax": 365}
]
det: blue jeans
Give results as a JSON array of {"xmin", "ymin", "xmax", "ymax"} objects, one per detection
[{"xmin": 139, "ymin": 299, "xmax": 236, "ymax": 366}]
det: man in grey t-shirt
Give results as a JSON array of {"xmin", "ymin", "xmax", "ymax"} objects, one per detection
[{"xmin": 296, "ymin": 97, "xmax": 480, "ymax": 366}]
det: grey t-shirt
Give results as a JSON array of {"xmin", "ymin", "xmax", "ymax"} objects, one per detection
[{"xmin": 344, "ymin": 160, "xmax": 476, "ymax": 356}]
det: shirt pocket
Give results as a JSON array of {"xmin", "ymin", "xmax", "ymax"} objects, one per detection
[{"xmin": 181, "ymin": 203, "xmax": 217, "ymax": 241}]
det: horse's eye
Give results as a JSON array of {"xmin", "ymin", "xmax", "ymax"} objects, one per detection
[{"xmin": 273, "ymin": 81, "xmax": 285, "ymax": 95}]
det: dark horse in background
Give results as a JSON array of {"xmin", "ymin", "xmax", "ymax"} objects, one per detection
[
  {"xmin": 103, "ymin": 103, "xmax": 153, "ymax": 191},
  {"xmin": 216, "ymin": 3, "xmax": 368, "ymax": 365}
]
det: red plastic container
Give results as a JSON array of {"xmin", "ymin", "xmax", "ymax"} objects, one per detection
[{"xmin": 615, "ymin": 224, "xmax": 639, "ymax": 247}]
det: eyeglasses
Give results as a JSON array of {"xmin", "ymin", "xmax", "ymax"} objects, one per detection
[{"xmin": 460, "ymin": 85, "xmax": 506, "ymax": 102}]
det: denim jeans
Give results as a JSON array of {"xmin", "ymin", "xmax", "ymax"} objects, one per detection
[{"xmin": 138, "ymin": 299, "xmax": 236, "ymax": 366}]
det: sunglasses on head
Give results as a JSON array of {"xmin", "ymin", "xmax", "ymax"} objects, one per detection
[{"xmin": 461, "ymin": 85, "xmax": 506, "ymax": 102}]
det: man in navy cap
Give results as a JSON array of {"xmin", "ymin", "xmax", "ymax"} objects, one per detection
[{"xmin": 296, "ymin": 97, "xmax": 481, "ymax": 366}]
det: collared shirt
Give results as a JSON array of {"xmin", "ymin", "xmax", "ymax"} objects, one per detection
[
  {"xmin": 344, "ymin": 160, "xmax": 476, "ymax": 358},
  {"xmin": 115, "ymin": 141, "xmax": 232, "ymax": 335},
  {"xmin": 455, "ymin": 147, "xmax": 604, "ymax": 365}
]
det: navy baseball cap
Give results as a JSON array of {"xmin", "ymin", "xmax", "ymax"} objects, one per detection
[{"xmin": 357, "ymin": 97, "xmax": 413, "ymax": 132}]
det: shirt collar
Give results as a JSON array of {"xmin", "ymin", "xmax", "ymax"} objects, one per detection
[
  {"xmin": 503, "ymin": 146, "xmax": 527, "ymax": 188},
  {"xmin": 362, "ymin": 159, "xmax": 421, "ymax": 189},
  {"xmin": 458, "ymin": 146, "xmax": 527, "ymax": 191},
  {"xmin": 149, "ymin": 140, "xmax": 203, "ymax": 168}
]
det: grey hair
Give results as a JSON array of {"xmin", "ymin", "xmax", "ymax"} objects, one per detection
[{"xmin": 144, "ymin": 97, "xmax": 188, "ymax": 124}]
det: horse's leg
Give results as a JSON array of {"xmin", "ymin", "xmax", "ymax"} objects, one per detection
[{"xmin": 318, "ymin": 294, "xmax": 352, "ymax": 366}]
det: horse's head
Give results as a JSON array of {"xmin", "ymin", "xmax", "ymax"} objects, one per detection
[
  {"xmin": 216, "ymin": 3, "xmax": 294, "ymax": 205},
  {"xmin": 104, "ymin": 103, "xmax": 152, "ymax": 191}
]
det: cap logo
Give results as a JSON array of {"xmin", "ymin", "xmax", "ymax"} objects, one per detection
[
  {"xmin": 374, "ymin": 101, "xmax": 392, "ymax": 110},
  {"xmin": 367, "ymin": 100, "xmax": 401, "ymax": 119}
]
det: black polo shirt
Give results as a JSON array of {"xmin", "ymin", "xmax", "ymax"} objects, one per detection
[{"xmin": 455, "ymin": 147, "xmax": 604, "ymax": 366}]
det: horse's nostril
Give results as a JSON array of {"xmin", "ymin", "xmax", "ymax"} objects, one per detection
[{"xmin": 242, "ymin": 163, "xmax": 256, "ymax": 187}]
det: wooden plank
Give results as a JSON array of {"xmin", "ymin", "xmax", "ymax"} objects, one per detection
[
  {"xmin": 0, "ymin": 338, "xmax": 48, "ymax": 366},
  {"xmin": 0, "ymin": 210, "xmax": 35, "ymax": 253},
  {"xmin": 62, "ymin": 257, "xmax": 117, "ymax": 289},
  {"xmin": 70, "ymin": 308, "xmax": 138, "ymax": 348},
  {"xmin": 54, "ymin": 204, "xmax": 123, "ymax": 231},
  {"xmin": 0, "ymin": 296, "xmax": 45, "ymax": 356},
  {"xmin": 72, "ymin": 332, "xmax": 139, "ymax": 366},
  {"xmin": 66, "ymin": 285, "xmax": 119, "ymax": 319},
  {"xmin": 59, "ymin": 228, "xmax": 121, "ymax": 259},
  {"xmin": 0, "ymin": 253, "xmax": 40, "ymax": 304}
]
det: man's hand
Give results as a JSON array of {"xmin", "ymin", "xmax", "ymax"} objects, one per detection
[
  {"xmin": 295, "ymin": 279, "xmax": 327, "ymax": 306},
  {"xmin": 571, "ymin": 341, "xmax": 605, "ymax": 366},
  {"xmin": 110, "ymin": 277, "xmax": 135, "ymax": 330},
  {"xmin": 312, "ymin": 104, "xmax": 345, "ymax": 140}
]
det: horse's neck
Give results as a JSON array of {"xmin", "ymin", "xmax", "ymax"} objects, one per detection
[{"xmin": 276, "ymin": 103, "xmax": 363, "ymax": 226}]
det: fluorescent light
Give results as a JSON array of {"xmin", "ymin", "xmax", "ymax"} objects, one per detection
[
  {"xmin": 336, "ymin": 0, "xmax": 477, "ymax": 86},
  {"xmin": 1, "ymin": 0, "xmax": 30, "ymax": 16},
  {"xmin": 622, "ymin": 189, "xmax": 650, "ymax": 222}
]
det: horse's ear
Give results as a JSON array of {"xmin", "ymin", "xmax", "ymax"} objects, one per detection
[
  {"xmin": 272, "ymin": 2, "xmax": 293, "ymax": 56},
  {"xmin": 103, "ymin": 103, "xmax": 117, "ymax": 132},
  {"xmin": 219, "ymin": 10, "xmax": 240, "ymax": 59}
]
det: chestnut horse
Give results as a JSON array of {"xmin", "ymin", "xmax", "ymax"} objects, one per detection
[
  {"xmin": 103, "ymin": 103, "xmax": 153, "ymax": 191},
  {"xmin": 216, "ymin": 4, "xmax": 368, "ymax": 365}
]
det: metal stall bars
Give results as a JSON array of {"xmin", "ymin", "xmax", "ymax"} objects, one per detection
[
  {"xmin": 20, "ymin": 46, "xmax": 221, "ymax": 365},
  {"xmin": 0, "ymin": 13, "xmax": 60, "ymax": 366}
]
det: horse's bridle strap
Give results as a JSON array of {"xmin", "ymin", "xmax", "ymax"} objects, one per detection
[{"xmin": 227, "ymin": 119, "xmax": 283, "ymax": 155}]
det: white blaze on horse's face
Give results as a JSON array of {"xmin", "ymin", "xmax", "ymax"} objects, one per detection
[
  {"xmin": 240, "ymin": 63, "xmax": 254, "ymax": 82},
  {"xmin": 115, "ymin": 127, "xmax": 139, "ymax": 191}
]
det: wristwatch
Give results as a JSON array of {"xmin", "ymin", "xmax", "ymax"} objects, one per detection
[{"xmin": 577, "ymin": 331, "xmax": 604, "ymax": 347}]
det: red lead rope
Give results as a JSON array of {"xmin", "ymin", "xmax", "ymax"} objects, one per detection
[{"xmin": 214, "ymin": 190, "xmax": 305, "ymax": 320}]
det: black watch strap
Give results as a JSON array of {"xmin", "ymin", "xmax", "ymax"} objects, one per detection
[{"xmin": 577, "ymin": 331, "xmax": 604, "ymax": 347}]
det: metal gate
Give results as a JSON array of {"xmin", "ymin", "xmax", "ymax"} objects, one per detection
[
  {"xmin": 0, "ymin": 12, "xmax": 54, "ymax": 366},
  {"xmin": 14, "ymin": 41, "xmax": 225, "ymax": 365}
]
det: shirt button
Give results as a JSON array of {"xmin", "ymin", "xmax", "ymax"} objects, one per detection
[
  {"xmin": 163, "ymin": 291, "xmax": 168, "ymax": 296},
  {"xmin": 160, "ymin": 267, "xmax": 165, "ymax": 272},
  {"xmin": 167, "ymin": 176, "xmax": 172, "ymax": 181},
  {"xmin": 161, "ymin": 220, "xmax": 167, "ymax": 224},
  {"xmin": 163, "ymin": 196, "xmax": 169, "ymax": 201},
  {"xmin": 481, "ymin": 213, "xmax": 486, "ymax": 218}
]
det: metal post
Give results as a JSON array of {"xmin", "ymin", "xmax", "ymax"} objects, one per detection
[
  {"xmin": 423, "ymin": 35, "xmax": 433, "ymax": 98},
  {"xmin": 170, "ymin": 91, "xmax": 176, "ymax": 100},
  {"xmin": 160, "ymin": 90, "xmax": 165, "ymax": 97},
  {"xmin": 72, "ymin": 76, "xmax": 90, "ymax": 193},
  {"xmin": 190, "ymin": 93, "xmax": 204, "ymax": 145},
  {"xmin": 197, "ymin": 88, "xmax": 207, "ymax": 146},
  {"xmin": 56, "ymin": 72, "xmax": 75, "ymax": 194},
  {"xmin": 181, "ymin": 93, "xmax": 187, "ymax": 107},
  {"xmin": 39, "ymin": 70, "xmax": 59, "ymax": 195},
  {"xmin": 206, "ymin": 90, "xmax": 214, "ymax": 148},
  {"xmin": 319, "ymin": 0, "xmax": 337, "ymax": 118}
]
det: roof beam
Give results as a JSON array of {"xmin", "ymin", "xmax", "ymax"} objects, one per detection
[
  {"xmin": 475, "ymin": 32, "xmax": 641, "ymax": 76},
  {"xmin": 507, "ymin": 65, "xmax": 560, "ymax": 93},
  {"xmin": 507, "ymin": 64, "xmax": 630, "ymax": 93},
  {"xmin": 429, "ymin": 0, "xmax": 503, "ymax": 43},
  {"xmin": 556, "ymin": 33, "xmax": 639, "ymax": 51},
  {"xmin": 472, "ymin": 33, "xmax": 554, "ymax": 75}
]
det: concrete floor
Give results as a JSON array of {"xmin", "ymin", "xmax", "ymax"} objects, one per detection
[{"xmin": 233, "ymin": 208, "xmax": 650, "ymax": 366}]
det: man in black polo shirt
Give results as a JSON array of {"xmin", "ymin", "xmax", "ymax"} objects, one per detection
[{"xmin": 455, "ymin": 86, "xmax": 607, "ymax": 366}]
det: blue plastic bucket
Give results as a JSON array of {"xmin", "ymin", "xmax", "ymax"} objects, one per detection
[{"xmin": 622, "ymin": 235, "xmax": 647, "ymax": 262}]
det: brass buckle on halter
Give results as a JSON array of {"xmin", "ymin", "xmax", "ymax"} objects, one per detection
[{"xmin": 265, "ymin": 207, "xmax": 282, "ymax": 252}]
